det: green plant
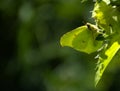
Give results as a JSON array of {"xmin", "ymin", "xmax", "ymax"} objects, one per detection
[{"xmin": 60, "ymin": 0, "xmax": 120, "ymax": 86}]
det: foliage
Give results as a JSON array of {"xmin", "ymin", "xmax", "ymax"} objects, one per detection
[
  {"xmin": 2, "ymin": 0, "xmax": 120, "ymax": 90},
  {"xmin": 60, "ymin": 0, "xmax": 120, "ymax": 86}
]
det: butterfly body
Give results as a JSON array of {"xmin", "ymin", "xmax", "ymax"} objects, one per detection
[{"xmin": 86, "ymin": 23, "xmax": 106, "ymax": 40}]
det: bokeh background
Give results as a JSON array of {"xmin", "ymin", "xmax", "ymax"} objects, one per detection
[{"xmin": 1, "ymin": 0, "xmax": 120, "ymax": 91}]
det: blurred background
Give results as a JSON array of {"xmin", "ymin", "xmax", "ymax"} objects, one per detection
[{"xmin": 1, "ymin": 0, "xmax": 120, "ymax": 91}]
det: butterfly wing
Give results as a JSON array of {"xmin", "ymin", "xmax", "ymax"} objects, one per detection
[{"xmin": 60, "ymin": 25, "xmax": 103, "ymax": 54}]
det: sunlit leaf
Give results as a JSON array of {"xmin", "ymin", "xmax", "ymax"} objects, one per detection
[
  {"xmin": 95, "ymin": 41, "xmax": 120, "ymax": 86},
  {"xmin": 92, "ymin": 1, "xmax": 120, "ymax": 35},
  {"xmin": 102, "ymin": 0, "xmax": 110, "ymax": 4},
  {"xmin": 93, "ymin": 0, "xmax": 120, "ymax": 86}
]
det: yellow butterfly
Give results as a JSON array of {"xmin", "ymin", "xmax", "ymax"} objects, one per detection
[{"xmin": 60, "ymin": 23, "xmax": 104, "ymax": 54}]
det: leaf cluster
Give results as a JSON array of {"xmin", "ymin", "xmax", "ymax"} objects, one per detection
[{"xmin": 60, "ymin": 0, "xmax": 120, "ymax": 86}]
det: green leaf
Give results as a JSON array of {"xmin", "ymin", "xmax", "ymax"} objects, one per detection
[
  {"xmin": 92, "ymin": 0, "xmax": 120, "ymax": 86},
  {"xmin": 102, "ymin": 0, "xmax": 110, "ymax": 5},
  {"xmin": 95, "ymin": 41, "xmax": 120, "ymax": 86},
  {"xmin": 60, "ymin": 25, "xmax": 103, "ymax": 54},
  {"xmin": 92, "ymin": 1, "xmax": 120, "ymax": 35}
]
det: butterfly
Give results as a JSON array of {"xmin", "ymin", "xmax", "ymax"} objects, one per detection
[{"xmin": 60, "ymin": 23, "xmax": 104, "ymax": 54}]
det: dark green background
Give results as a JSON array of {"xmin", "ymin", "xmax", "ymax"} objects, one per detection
[{"xmin": 0, "ymin": 0, "xmax": 120, "ymax": 91}]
